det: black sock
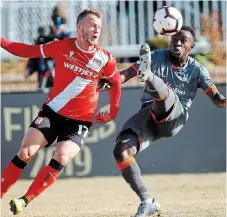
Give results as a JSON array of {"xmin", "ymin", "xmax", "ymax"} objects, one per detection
[
  {"xmin": 19, "ymin": 196, "xmax": 29, "ymax": 205},
  {"xmin": 11, "ymin": 155, "xmax": 27, "ymax": 169}
]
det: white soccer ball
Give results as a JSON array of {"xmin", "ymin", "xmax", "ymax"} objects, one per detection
[{"xmin": 153, "ymin": 6, "xmax": 183, "ymax": 36}]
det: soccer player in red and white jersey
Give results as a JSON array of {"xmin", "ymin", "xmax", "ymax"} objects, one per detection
[{"xmin": 1, "ymin": 8, "xmax": 121, "ymax": 215}]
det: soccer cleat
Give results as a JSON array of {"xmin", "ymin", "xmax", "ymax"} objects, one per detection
[
  {"xmin": 138, "ymin": 43, "xmax": 152, "ymax": 82},
  {"xmin": 134, "ymin": 198, "xmax": 161, "ymax": 217},
  {"xmin": 9, "ymin": 198, "xmax": 27, "ymax": 215}
]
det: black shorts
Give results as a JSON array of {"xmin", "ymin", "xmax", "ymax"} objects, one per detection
[{"xmin": 30, "ymin": 105, "xmax": 92, "ymax": 148}]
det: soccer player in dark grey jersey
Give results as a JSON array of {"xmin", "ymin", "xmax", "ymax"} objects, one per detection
[{"xmin": 113, "ymin": 26, "xmax": 226, "ymax": 217}]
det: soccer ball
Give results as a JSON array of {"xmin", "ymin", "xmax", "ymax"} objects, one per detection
[{"xmin": 153, "ymin": 6, "xmax": 183, "ymax": 36}]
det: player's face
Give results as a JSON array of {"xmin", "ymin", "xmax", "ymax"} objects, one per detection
[
  {"xmin": 79, "ymin": 14, "xmax": 102, "ymax": 45},
  {"xmin": 170, "ymin": 30, "xmax": 194, "ymax": 58}
]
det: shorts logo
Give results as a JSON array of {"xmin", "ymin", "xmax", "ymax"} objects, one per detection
[
  {"xmin": 93, "ymin": 58, "xmax": 101, "ymax": 69},
  {"xmin": 35, "ymin": 117, "xmax": 44, "ymax": 125},
  {"xmin": 42, "ymin": 182, "xmax": 48, "ymax": 186}
]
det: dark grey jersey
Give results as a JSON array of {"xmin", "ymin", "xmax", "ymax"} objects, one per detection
[{"xmin": 132, "ymin": 50, "xmax": 214, "ymax": 111}]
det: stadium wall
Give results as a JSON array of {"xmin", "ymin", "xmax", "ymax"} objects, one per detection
[{"xmin": 1, "ymin": 86, "xmax": 226, "ymax": 179}]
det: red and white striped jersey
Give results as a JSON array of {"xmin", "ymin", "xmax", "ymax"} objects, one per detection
[{"xmin": 40, "ymin": 38, "xmax": 118, "ymax": 122}]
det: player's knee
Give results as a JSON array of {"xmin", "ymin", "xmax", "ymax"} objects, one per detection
[
  {"xmin": 53, "ymin": 154, "xmax": 68, "ymax": 166},
  {"xmin": 17, "ymin": 147, "xmax": 37, "ymax": 163},
  {"xmin": 53, "ymin": 152, "xmax": 73, "ymax": 166},
  {"xmin": 54, "ymin": 141, "xmax": 81, "ymax": 165},
  {"xmin": 113, "ymin": 142, "xmax": 134, "ymax": 162}
]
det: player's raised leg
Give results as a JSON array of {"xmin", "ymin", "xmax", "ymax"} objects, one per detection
[
  {"xmin": 1, "ymin": 127, "xmax": 48, "ymax": 199},
  {"xmin": 138, "ymin": 43, "xmax": 175, "ymax": 120},
  {"xmin": 113, "ymin": 130, "xmax": 160, "ymax": 217}
]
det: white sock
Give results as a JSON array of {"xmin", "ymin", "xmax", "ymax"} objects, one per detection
[{"xmin": 142, "ymin": 198, "xmax": 153, "ymax": 204}]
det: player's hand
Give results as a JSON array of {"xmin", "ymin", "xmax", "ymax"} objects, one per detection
[
  {"xmin": 95, "ymin": 111, "xmax": 112, "ymax": 124},
  {"xmin": 97, "ymin": 78, "xmax": 112, "ymax": 91},
  {"xmin": 218, "ymin": 98, "xmax": 226, "ymax": 107},
  {"xmin": 213, "ymin": 93, "xmax": 226, "ymax": 108}
]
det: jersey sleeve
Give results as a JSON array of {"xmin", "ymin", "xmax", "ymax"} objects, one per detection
[
  {"xmin": 197, "ymin": 66, "xmax": 215, "ymax": 93},
  {"xmin": 41, "ymin": 39, "xmax": 63, "ymax": 58},
  {"xmin": 1, "ymin": 37, "xmax": 42, "ymax": 58},
  {"xmin": 103, "ymin": 55, "xmax": 118, "ymax": 78},
  {"xmin": 130, "ymin": 61, "xmax": 140, "ymax": 73}
]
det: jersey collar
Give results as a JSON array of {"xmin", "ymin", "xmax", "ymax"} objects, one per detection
[{"xmin": 75, "ymin": 40, "xmax": 96, "ymax": 53}]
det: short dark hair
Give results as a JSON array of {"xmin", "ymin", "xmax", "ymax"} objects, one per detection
[
  {"xmin": 77, "ymin": 8, "xmax": 103, "ymax": 24},
  {"xmin": 180, "ymin": 25, "xmax": 195, "ymax": 39},
  {"xmin": 51, "ymin": 3, "xmax": 68, "ymax": 24}
]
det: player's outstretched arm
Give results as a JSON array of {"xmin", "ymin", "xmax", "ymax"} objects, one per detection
[
  {"xmin": 96, "ymin": 71, "xmax": 121, "ymax": 124},
  {"xmin": 198, "ymin": 66, "xmax": 226, "ymax": 108},
  {"xmin": 108, "ymin": 71, "xmax": 121, "ymax": 117},
  {"xmin": 205, "ymin": 86, "xmax": 226, "ymax": 108},
  {"xmin": 120, "ymin": 64, "xmax": 138, "ymax": 84},
  {"xmin": 1, "ymin": 37, "xmax": 42, "ymax": 58},
  {"xmin": 120, "ymin": 66, "xmax": 137, "ymax": 84}
]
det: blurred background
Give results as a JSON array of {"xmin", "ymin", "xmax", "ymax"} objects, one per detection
[
  {"xmin": 1, "ymin": 1, "xmax": 226, "ymax": 179},
  {"xmin": 1, "ymin": 0, "xmax": 226, "ymax": 91}
]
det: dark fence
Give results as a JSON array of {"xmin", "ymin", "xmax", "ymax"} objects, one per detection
[{"xmin": 1, "ymin": 86, "xmax": 226, "ymax": 179}]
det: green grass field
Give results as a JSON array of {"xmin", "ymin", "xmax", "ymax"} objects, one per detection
[{"xmin": 1, "ymin": 173, "xmax": 226, "ymax": 217}]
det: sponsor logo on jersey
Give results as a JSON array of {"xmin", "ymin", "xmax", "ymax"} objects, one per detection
[
  {"xmin": 166, "ymin": 83, "xmax": 186, "ymax": 95},
  {"xmin": 64, "ymin": 62, "xmax": 98, "ymax": 79}
]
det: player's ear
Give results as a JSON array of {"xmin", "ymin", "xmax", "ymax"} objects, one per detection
[
  {"xmin": 77, "ymin": 24, "xmax": 81, "ymax": 31},
  {"xmin": 189, "ymin": 43, "xmax": 194, "ymax": 51}
]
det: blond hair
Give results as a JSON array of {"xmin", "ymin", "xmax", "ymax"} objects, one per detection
[{"xmin": 77, "ymin": 8, "xmax": 103, "ymax": 24}]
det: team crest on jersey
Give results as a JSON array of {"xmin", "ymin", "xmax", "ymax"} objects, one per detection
[
  {"xmin": 93, "ymin": 58, "xmax": 102, "ymax": 69},
  {"xmin": 86, "ymin": 50, "xmax": 108, "ymax": 72},
  {"xmin": 35, "ymin": 117, "xmax": 44, "ymax": 125}
]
